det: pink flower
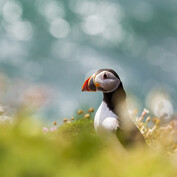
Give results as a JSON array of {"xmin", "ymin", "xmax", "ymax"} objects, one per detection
[
  {"xmin": 50, "ymin": 127, "xmax": 57, "ymax": 132},
  {"xmin": 42, "ymin": 127, "xmax": 48, "ymax": 133}
]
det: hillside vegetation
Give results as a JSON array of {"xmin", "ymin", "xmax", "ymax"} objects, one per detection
[{"xmin": 0, "ymin": 108, "xmax": 177, "ymax": 177}]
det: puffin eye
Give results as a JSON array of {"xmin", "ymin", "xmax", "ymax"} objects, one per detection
[{"xmin": 103, "ymin": 73, "xmax": 108, "ymax": 79}]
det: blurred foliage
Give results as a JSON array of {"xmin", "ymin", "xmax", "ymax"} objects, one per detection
[{"xmin": 0, "ymin": 111, "xmax": 177, "ymax": 177}]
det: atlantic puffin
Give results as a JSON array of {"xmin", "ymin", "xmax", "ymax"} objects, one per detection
[{"xmin": 82, "ymin": 69, "xmax": 145, "ymax": 146}]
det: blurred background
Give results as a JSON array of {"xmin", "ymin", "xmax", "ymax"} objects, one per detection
[{"xmin": 0, "ymin": 0, "xmax": 177, "ymax": 123}]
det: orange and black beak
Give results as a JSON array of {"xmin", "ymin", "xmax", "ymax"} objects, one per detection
[{"xmin": 82, "ymin": 75, "xmax": 98, "ymax": 92}]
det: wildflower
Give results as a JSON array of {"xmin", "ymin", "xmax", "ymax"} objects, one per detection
[
  {"xmin": 145, "ymin": 116, "xmax": 151, "ymax": 124},
  {"xmin": 88, "ymin": 108, "xmax": 94, "ymax": 113},
  {"xmin": 139, "ymin": 108, "xmax": 150, "ymax": 122},
  {"xmin": 50, "ymin": 127, "xmax": 57, "ymax": 132},
  {"xmin": 144, "ymin": 127, "xmax": 149, "ymax": 135},
  {"xmin": 137, "ymin": 122, "xmax": 144, "ymax": 129},
  {"xmin": 63, "ymin": 118, "xmax": 68, "ymax": 123},
  {"xmin": 70, "ymin": 116, "xmax": 74, "ymax": 120},
  {"xmin": 152, "ymin": 118, "xmax": 160, "ymax": 126},
  {"xmin": 77, "ymin": 110, "xmax": 84, "ymax": 115},
  {"xmin": 151, "ymin": 124, "xmax": 158, "ymax": 132},
  {"xmin": 67, "ymin": 120, "xmax": 71, "ymax": 124},
  {"xmin": 42, "ymin": 127, "xmax": 48, "ymax": 133},
  {"xmin": 84, "ymin": 114, "xmax": 90, "ymax": 119},
  {"xmin": 145, "ymin": 129, "xmax": 152, "ymax": 139},
  {"xmin": 154, "ymin": 99, "xmax": 174, "ymax": 120},
  {"xmin": 53, "ymin": 121, "xmax": 57, "ymax": 125}
]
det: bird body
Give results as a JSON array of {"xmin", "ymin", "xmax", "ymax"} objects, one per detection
[
  {"xmin": 82, "ymin": 69, "xmax": 145, "ymax": 146},
  {"xmin": 94, "ymin": 101, "xmax": 119, "ymax": 132}
]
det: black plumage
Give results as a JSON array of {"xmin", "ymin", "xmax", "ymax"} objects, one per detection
[{"xmin": 102, "ymin": 72, "xmax": 145, "ymax": 147}]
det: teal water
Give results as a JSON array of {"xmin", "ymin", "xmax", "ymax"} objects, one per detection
[{"xmin": 0, "ymin": 0, "xmax": 177, "ymax": 121}]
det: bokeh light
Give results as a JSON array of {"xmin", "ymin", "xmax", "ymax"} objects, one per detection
[
  {"xmin": 49, "ymin": 18, "xmax": 70, "ymax": 38},
  {"xmin": 82, "ymin": 15, "xmax": 106, "ymax": 36},
  {"xmin": 0, "ymin": 0, "xmax": 176, "ymax": 121},
  {"xmin": 8, "ymin": 20, "xmax": 33, "ymax": 41},
  {"xmin": 39, "ymin": 0, "xmax": 65, "ymax": 21},
  {"xmin": 2, "ymin": 1, "xmax": 23, "ymax": 23}
]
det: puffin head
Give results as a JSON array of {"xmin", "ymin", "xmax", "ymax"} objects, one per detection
[{"xmin": 82, "ymin": 69, "xmax": 121, "ymax": 93}]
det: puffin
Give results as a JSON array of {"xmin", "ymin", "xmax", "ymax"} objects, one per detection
[{"xmin": 82, "ymin": 69, "xmax": 145, "ymax": 147}]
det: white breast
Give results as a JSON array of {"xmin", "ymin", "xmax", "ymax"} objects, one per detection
[{"xmin": 94, "ymin": 101, "xmax": 119, "ymax": 132}]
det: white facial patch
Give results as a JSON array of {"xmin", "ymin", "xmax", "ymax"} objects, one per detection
[{"xmin": 94, "ymin": 71, "xmax": 120, "ymax": 93}]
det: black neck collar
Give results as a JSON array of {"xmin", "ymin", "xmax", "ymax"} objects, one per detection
[{"xmin": 103, "ymin": 82, "xmax": 126, "ymax": 114}]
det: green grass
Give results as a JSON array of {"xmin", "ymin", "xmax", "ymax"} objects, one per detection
[{"xmin": 0, "ymin": 117, "xmax": 177, "ymax": 177}]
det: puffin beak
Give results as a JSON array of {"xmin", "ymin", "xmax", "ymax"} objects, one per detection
[{"xmin": 82, "ymin": 75, "xmax": 97, "ymax": 92}]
